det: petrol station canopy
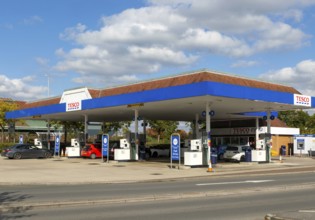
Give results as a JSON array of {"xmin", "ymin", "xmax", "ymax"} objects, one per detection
[{"xmin": 5, "ymin": 70, "xmax": 315, "ymax": 122}]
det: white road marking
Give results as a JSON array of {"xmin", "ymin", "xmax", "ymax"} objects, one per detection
[
  {"xmin": 299, "ymin": 210, "xmax": 315, "ymax": 213},
  {"xmin": 196, "ymin": 180, "xmax": 274, "ymax": 186}
]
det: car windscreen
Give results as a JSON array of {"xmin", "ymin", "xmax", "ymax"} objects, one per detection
[
  {"xmin": 109, "ymin": 142, "xmax": 119, "ymax": 148},
  {"xmin": 83, "ymin": 146, "xmax": 91, "ymax": 151},
  {"xmin": 94, "ymin": 145, "xmax": 101, "ymax": 149},
  {"xmin": 226, "ymin": 146, "xmax": 239, "ymax": 151}
]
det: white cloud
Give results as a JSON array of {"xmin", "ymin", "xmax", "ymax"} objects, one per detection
[
  {"xmin": 253, "ymin": 22, "xmax": 309, "ymax": 52},
  {"xmin": 113, "ymin": 75, "xmax": 139, "ymax": 83},
  {"xmin": 0, "ymin": 23, "xmax": 14, "ymax": 30},
  {"xmin": 259, "ymin": 60, "xmax": 315, "ymax": 96},
  {"xmin": 35, "ymin": 57, "xmax": 49, "ymax": 66},
  {"xmin": 128, "ymin": 46, "xmax": 197, "ymax": 65},
  {"xmin": 281, "ymin": 9, "xmax": 303, "ymax": 22},
  {"xmin": 0, "ymin": 75, "xmax": 47, "ymax": 101},
  {"xmin": 54, "ymin": 0, "xmax": 314, "ymax": 85},
  {"xmin": 231, "ymin": 60, "xmax": 259, "ymax": 68},
  {"xmin": 59, "ymin": 23, "xmax": 87, "ymax": 41},
  {"xmin": 179, "ymin": 28, "xmax": 252, "ymax": 56},
  {"xmin": 22, "ymin": 15, "xmax": 43, "ymax": 25}
]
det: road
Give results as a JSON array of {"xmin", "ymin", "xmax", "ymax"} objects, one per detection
[{"xmin": 1, "ymin": 172, "xmax": 315, "ymax": 219}]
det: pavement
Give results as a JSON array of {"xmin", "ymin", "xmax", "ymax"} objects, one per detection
[
  {"xmin": 1, "ymin": 155, "xmax": 315, "ymax": 219},
  {"xmin": 0, "ymin": 155, "xmax": 314, "ymax": 185}
]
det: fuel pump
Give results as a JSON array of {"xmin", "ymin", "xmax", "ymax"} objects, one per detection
[
  {"xmin": 114, "ymin": 138, "xmax": 131, "ymax": 160},
  {"xmin": 66, "ymin": 138, "xmax": 81, "ymax": 157},
  {"xmin": 184, "ymin": 139, "xmax": 203, "ymax": 166},
  {"xmin": 251, "ymin": 134, "xmax": 268, "ymax": 162},
  {"xmin": 34, "ymin": 138, "xmax": 43, "ymax": 148}
]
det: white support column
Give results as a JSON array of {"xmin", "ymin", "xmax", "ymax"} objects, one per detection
[
  {"xmin": 267, "ymin": 110, "xmax": 271, "ymax": 134},
  {"xmin": 267, "ymin": 110, "xmax": 271, "ymax": 162},
  {"xmin": 256, "ymin": 117, "xmax": 259, "ymax": 147},
  {"xmin": 47, "ymin": 119, "xmax": 51, "ymax": 150},
  {"xmin": 206, "ymin": 102, "xmax": 213, "ymax": 172},
  {"xmin": 134, "ymin": 109, "xmax": 139, "ymax": 160},
  {"xmin": 84, "ymin": 114, "xmax": 88, "ymax": 145}
]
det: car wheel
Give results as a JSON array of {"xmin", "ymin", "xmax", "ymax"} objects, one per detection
[
  {"xmin": 240, "ymin": 155, "xmax": 245, "ymax": 162},
  {"xmin": 44, "ymin": 152, "xmax": 52, "ymax": 158},
  {"xmin": 90, "ymin": 153, "xmax": 96, "ymax": 159},
  {"xmin": 13, "ymin": 153, "xmax": 22, "ymax": 159},
  {"xmin": 152, "ymin": 152, "xmax": 158, "ymax": 158}
]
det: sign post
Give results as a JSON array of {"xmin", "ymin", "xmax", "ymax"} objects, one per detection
[
  {"xmin": 102, "ymin": 134, "xmax": 109, "ymax": 163},
  {"xmin": 55, "ymin": 134, "xmax": 60, "ymax": 157},
  {"xmin": 170, "ymin": 133, "xmax": 180, "ymax": 170}
]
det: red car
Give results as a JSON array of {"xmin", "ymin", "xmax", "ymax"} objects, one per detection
[{"xmin": 81, "ymin": 143, "xmax": 102, "ymax": 159}]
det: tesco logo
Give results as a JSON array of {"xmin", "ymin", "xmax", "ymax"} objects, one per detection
[
  {"xmin": 66, "ymin": 101, "xmax": 81, "ymax": 111},
  {"xmin": 68, "ymin": 102, "xmax": 80, "ymax": 108},
  {"xmin": 296, "ymin": 96, "xmax": 309, "ymax": 102},
  {"xmin": 294, "ymin": 94, "xmax": 311, "ymax": 107}
]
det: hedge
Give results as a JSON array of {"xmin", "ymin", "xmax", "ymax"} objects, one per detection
[{"xmin": 0, "ymin": 143, "xmax": 15, "ymax": 152}]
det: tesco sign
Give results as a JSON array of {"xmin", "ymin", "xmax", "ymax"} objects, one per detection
[
  {"xmin": 66, "ymin": 101, "xmax": 82, "ymax": 111},
  {"xmin": 294, "ymin": 94, "xmax": 311, "ymax": 107}
]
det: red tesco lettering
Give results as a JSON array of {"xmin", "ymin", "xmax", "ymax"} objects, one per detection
[
  {"xmin": 296, "ymin": 96, "xmax": 309, "ymax": 102},
  {"xmin": 68, "ymin": 102, "xmax": 80, "ymax": 108}
]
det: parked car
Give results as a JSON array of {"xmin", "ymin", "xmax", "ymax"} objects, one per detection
[
  {"xmin": 223, "ymin": 145, "xmax": 250, "ymax": 162},
  {"xmin": 81, "ymin": 141, "xmax": 123, "ymax": 159},
  {"xmin": 150, "ymin": 143, "xmax": 186, "ymax": 158},
  {"xmin": 1, "ymin": 144, "xmax": 52, "ymax": 159},
  {"xmin": 150, "ymin": 144, "xmax": 170, "ymax": 158},
  {"xmin": 81, "ymin": 143, "xmax": 102, "ymax": 159}
]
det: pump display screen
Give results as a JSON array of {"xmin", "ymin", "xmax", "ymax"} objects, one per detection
[{"xmin": 297, "ymin": 139, "xmax": 305, "ymax": 150}]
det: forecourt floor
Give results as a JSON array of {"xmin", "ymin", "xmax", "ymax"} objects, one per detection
[{"xmin": 1, "ymin": 156, "xmax": 315, "ymax": 185}]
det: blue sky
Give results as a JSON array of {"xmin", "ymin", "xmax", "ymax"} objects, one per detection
[{"xmin": 1, "ymin": 0, "xmax": 315, "ymax": 101}]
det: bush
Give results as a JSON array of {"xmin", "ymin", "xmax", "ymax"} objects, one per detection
[{"xmin": 0, "ymin": 143, "xmax": 15, "ymax": 152}]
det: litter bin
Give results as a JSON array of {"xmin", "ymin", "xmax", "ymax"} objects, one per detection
[
  {"xmin": 245, "ymin": 148, "xmax": 252, "ymax": 162},
  {"xmin": 211, "ymin": 148, "xmax": 217, "ymax": 164},
  {"xmin": 280, "ymin": 145, "xmax": 286, "ymax": 156}
]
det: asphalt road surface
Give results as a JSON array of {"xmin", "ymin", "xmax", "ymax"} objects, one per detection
[{"xmin": 1, "ymin": 172, "xmax": 315, "ymax": 219}]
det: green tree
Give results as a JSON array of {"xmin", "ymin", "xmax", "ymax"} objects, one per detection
[
  {"xmin": 305, "ymin": 113, "xmax": 315, "ymax": 134},
  {"xmin": 278, "ymin": 110, "xmax": 310, "ymax": 134},
  {"xmin": 102, "ymin": 121, "xmax": 131, "ymax": 138},
  {"xmin": 147, "ymin": 120, "xmax": 179, "ymax": 143},
  {"xmin": 50, "ymin": 120, "xmax": 84, "ymax": 143},
  {"xmin": 0, "ymin": 99, "xmax": 18, "ymax": 143}
]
